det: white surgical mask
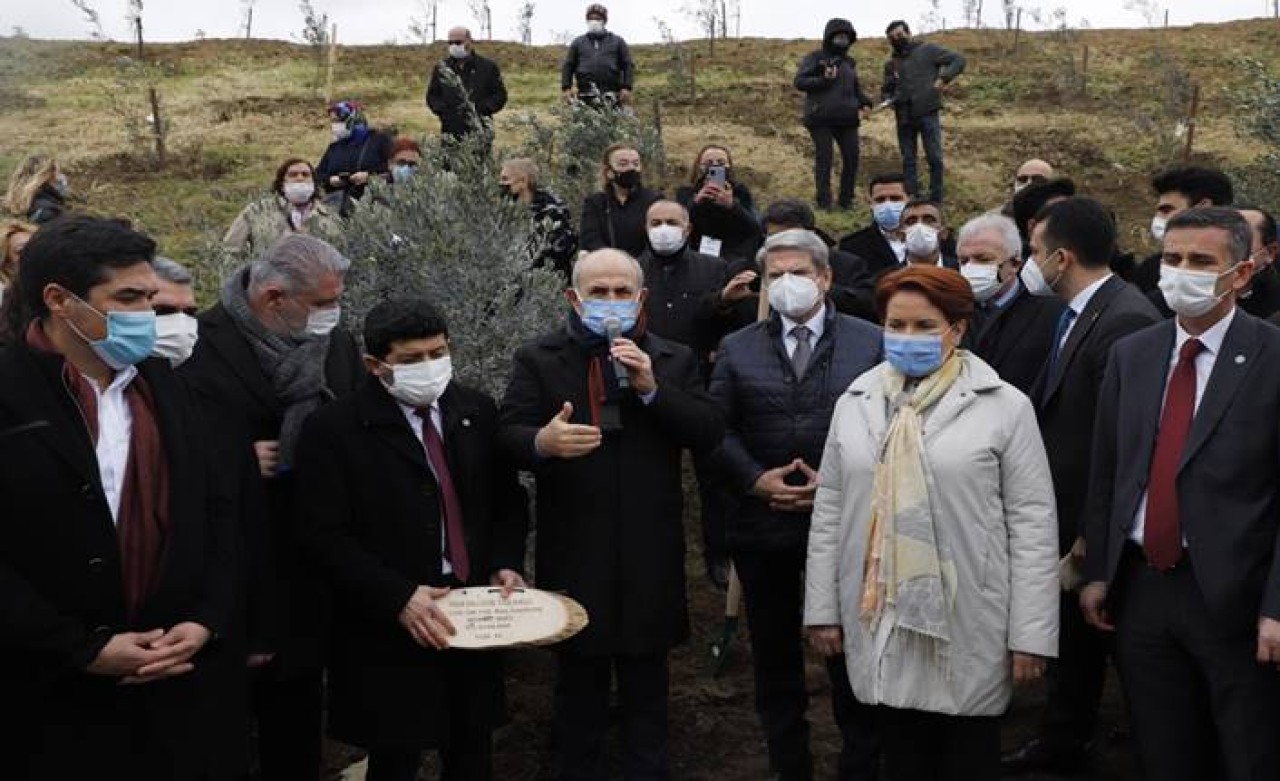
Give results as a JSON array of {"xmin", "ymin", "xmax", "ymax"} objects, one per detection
[
  {"xmin": 283, "ymin": 181, "xmax": 315, "ymax": 205},
  {"xmin": 648, "ymin": 225, "xmax": 686, "ymax": 256},
  {"xmin": 1020, "ymin": 251, "xmax": 1061, "ymax": 298},
  {"xmin": 382, "ymin": 356, "xmax": 453, "ymax": 408},
  {"xmin": 152, "ymin": 312, "xmax": 200, "ymax": 366},
  {"xmin": 331, "ymin": 121, "xmax": 351, "ymax": 142},
  {"xmin": 587, "ymin": 20, "xmax": 606, "ymax": 34},
  {"xmin": 960, "ymin": 262, "xmax": 1001, "ymax": 302},
  {"xmin": 1151, "ymin": 216, "xmax": 1168, "ymax": 243},
  {"xmin": 904, "ymin": 223, "xmax": 940, "ymax": 258},
  {"xmin": 306, "ymin": 305, "xmax": 341, "ymax": 336},
  {"xmin": 448, "ymin": 43, "xmax": 470, "ymax": 59},
  {"xmin": 767, "ymin": 273, "xmax": 822, "ymax": 320},
  {"xmin": 1158, "ymin": 263, "xmax": 1237, "ymax": 318}
]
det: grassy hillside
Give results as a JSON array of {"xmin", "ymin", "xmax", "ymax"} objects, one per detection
[{"xmin": 1, "ymin": 20, "xmax": 1277, "ymax": 270}]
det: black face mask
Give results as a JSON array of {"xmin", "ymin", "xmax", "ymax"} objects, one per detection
[
  {"xmin": 613, "ymin": 170, "xmax": 642, "ymax": 191},
  {"xmin": 891, "ymin": 38, "xmax": 910, "ymax": 54},
  {"xmin": 829, "ymin": 38, "xmax": 851, "ymax": 55}
]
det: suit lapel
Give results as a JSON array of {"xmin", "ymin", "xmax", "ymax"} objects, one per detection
[
  {"xmin": 1044, "ymin": 276, "xmax": 1122, "ymax": 404},
  {"xmin": 200, "ymin": 307, "xmax": 282, "ymax": 417},
  {"xmin": 439, "ymin": 385, "xmax": 481, "ymax": 472},
  {"xmin": 1128, "ymin": 323, "xmax": 1176, "ymax": 487},
  {"xmin": 358, "ymin": 380, "xmax": 428, "ymax": 471},
  {"xmin": 1179, "ymin": 312, "xmax": 1258, "ymax": 471}
]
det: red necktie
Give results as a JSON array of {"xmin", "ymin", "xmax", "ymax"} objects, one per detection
[
  {"xmin": 416, "ymin": 410, "xmax": 471, "ymax": 582},
  {"xmin": 1144, "ymin": 338, "xmax": 1203, "ymax": 570}
]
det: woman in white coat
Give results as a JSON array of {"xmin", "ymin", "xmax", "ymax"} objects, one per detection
[{"xmin": 804, "ymin": 265, "xmax": 1059, "ymax": 780}]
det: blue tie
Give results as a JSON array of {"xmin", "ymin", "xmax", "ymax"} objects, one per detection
[{"xmin": 1046, "ymin": 307, "xmax": 1078, "ymax": 378}]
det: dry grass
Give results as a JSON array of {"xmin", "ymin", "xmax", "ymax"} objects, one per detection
[{"xmin": 1, "ymin": 20, "xmax": 1277, "ymax": 266}]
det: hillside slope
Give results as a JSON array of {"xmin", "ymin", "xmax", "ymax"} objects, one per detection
[{"xmin": 1, "ymin": 20, "xmax": 1277, "ymax": 262}]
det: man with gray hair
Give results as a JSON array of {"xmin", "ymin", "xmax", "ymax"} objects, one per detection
[
  {"xmin": 180, "ymin": 233, "xmax": 363, "ymax": 780},
  {"xmin": 709, "ymin": 228, "xmax": 883, "ymax": 779},
  {"xmin": 958, "ymin": 212, "xmax": 1065, "ymax": 395},
  {"xmin": 149, "ymin": 257, "xmax": 200, "ymax": 365},
  {"xmin": 498, "ymin": 248, "xmax": 723, "ymax": 780}
]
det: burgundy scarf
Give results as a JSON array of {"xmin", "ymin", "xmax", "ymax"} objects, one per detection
[
  {"xmin": 27, "ymin": 322, "xmax": 170, "ymax": 619},
  {"xmin": 574, "ymin": 309, "xmax": 649, "ymax": 428}
]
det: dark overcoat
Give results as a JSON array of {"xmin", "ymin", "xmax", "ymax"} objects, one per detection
[
  {"xmin": 497, "ymin": 328, "xmax": 724, "ymax": 656},
  {"xmin": 0, "ymin": 343, "xmax": 235, "ymax": 779},
  {"xmin": 295, "ymin": 379, "xmax": 528, "ymax": 749}
]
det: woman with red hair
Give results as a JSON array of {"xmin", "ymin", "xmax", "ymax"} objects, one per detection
[{"xmin": 804, "ymin": 265, "xmax": 1059, "ymax": 779}]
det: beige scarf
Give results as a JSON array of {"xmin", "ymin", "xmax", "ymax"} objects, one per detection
[{"xmin": 860, "ymin": 353, "xmax": 963, "ymax": 644}]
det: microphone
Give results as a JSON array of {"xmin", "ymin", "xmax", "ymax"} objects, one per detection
[{"xmin": 604, "ymin": 316, "xmax": 630, "ymax": 389}]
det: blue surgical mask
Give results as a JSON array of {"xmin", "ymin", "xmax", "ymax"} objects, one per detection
[
  {"xmin": 392, "ymin": 164, "xmax": 416, "ymax": 183},
  {"xmin": 873, "ymin": 201, "xmax": 906, "ymax": 232},
  {"xmin": 69, "ymin": 293, "xmax": 157, "ymax": 370},
  {"xmin": 577, "ymin": 296, "xmax": 640, "ymax": 337},
  {"xmin": 884, "ymin": 329, "xmax": 952, "ymax": 377}
]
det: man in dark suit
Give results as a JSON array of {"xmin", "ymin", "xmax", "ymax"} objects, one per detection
[
  {"xmin": 0, "ymin": 215, "xmax": 235, "ymax": 779},
  {"xmin": 180, "ymin": 234, "xmax": 364, "ymax": 779},
  {"xmin": 837, "ymin": 173, "xmax": 908, "ymax": 276},
  {"xmin": 498, "ymin": 249, "xmax": 724, "ymax": 780},
  {"xmin": 295, "ymin": 298, "xmax": 528, "ymax": 781},
  {"xmin": 709, "ymin": 229, "xmax": 883, "ymax": 781},
  {"xmin": 1082, "ymin": 207, "xmax": 1280, "ymax": 780},
  {"xmin": 1003, "ymin": 197, "xmax": 1161, "ymax": 774},
  {"xmin": 957, "ymin": 212, "xmax": 1065, "ymax": 395}
]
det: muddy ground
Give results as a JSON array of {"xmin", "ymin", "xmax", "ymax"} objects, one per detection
[{"xmin": 321, "ymin": 472, "xmax": 1140, "ymax": 780}]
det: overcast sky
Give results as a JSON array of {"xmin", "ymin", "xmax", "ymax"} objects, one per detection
[{"xmin": 2, "ymin": 0, "xmax": 1276, "ymax": 45}]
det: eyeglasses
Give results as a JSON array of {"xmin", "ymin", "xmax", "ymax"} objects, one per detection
[
  {"xmin": 1015, "ymin": 174, "xmax": 1049, "ymax": 185},
  {"xmin": 393, "ymin": 160, "xmax": 420, "ymax": 168},
  {"xmin": 447, "ymin": 39, "xmax": 466, "ymax": 45}
]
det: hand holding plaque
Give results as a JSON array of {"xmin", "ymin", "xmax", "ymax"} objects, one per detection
[{"xmin": 436, "ymin": 587, "xmax": 589, "ymax": 649}]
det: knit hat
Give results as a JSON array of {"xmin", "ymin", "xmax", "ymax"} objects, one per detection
[
  {"xmin": 328, "ymin": 99, "xmax": 367, "ymax": 128},
  {"xmin": 585, "ymin": 4, "xmax": 608, "ymax": 21}
]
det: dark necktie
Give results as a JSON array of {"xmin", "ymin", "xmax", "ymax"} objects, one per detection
[
  {"xmin": 1046, "ymin": 307, "xmax": 1078, "ymax": 379},
  {"xmin": 791, "ymin": 325, "xmax": 813, "ymax": 379},
  {"xmin": 416, "ymin": 409, "xmax": 471, "ymax": 582},
  {"xmin": 1144, "ymin": 338, "xmax": 1204, "ymax": 571}
]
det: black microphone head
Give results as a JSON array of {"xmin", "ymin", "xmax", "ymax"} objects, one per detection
[{"xmin": 603, "ymin": 316, "xmax": 622, "ymax": 340}]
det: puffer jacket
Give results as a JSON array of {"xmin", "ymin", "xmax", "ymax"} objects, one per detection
[
  {"xmin": 561, "ymin": 31, "xmax": 634, "ymax": 94},
  {"xmin": 804, "ymin": 354, "xmax": 1059, "ymax": 716},
  {"xmin": 881, "ymin": 38, "xmax": 966, "ymax": 120},
  {"xmin": 709, "ymin": 305, "xmax": 882, "ymax": 551},
  {"xmin": 794, "ymin": 18, "xmax": 873, "ymax": 128}
]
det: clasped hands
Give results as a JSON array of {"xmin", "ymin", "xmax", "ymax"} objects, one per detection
[
  {"xmin": 753, "ymin": 459, "xmax": 819, "ymax": 512},
  {"xmin": 85, "ymin": 622, "xmax": 212, "ymax": 685}
]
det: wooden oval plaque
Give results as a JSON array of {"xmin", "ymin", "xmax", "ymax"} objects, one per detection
[{"xmin": 437, "ymin": 587, "xmax": 589, "ymax": 649}]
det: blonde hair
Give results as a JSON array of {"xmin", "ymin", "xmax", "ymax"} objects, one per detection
[
  {"xmin": 0, "ymin": 219, "xmax": 36, "ymax": 285},
  {"xmin": 501, "ymin": 158, "xmax": 540, "ymax": 190},
  {"xmin": 3, "ymin": 155, "xmax": 58, "ymax": 218}
]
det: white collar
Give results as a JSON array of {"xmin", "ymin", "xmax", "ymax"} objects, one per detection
[
  {"xmin": 1175, "ymin": 305, "xmax": 1236, "ymax": 357},
  {"xmin": 87, "ymin": 365, "xmax": 138, "ymax": 394},
  {"xmin": 1067, "ymin": 273, "xmax": 1113, "ymax": 316},
  {"xmin": 781, "ymin": 304, "xmax": 827, "ymax": 340}
]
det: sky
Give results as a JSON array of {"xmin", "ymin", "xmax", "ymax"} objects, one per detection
[{"xmin": 2, "ymin": 0, "xmax": 1276, "ymax": 46}]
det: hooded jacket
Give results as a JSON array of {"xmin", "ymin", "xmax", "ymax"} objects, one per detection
[{"xmin": 793, "ymin": 19, "xmax": 873, "ymax": 128}]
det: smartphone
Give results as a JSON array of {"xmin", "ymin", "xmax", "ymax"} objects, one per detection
[{"xmin": 706, "ymin": 165, "xmax": 728, "ymax": 189}]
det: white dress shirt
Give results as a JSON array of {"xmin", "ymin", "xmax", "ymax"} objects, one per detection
[
  {"xmin": 88, "ymin": 366, "xmax": 138, "ymax": 525},
  {"xmin": 1059, "ymin": 273, "xmax": 1113, "ymax": 347},
  {"xmin": 399, "ymin": 400, "xmax": 453, "ymax": 575},
  {"xmin": 1129, "ymin": 306, "xmax": 1237, "ymax": 544},
  {"xmin": 884, "ymin": 231, "xmax": 907, "ymax": 264},
  {"xmin": 781, "ymin": 305, "xmax": 827, "ymax": 358}
]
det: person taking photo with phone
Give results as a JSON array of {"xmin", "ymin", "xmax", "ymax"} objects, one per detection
[{"xmin": 675, "ymin": 144, "xmax": 762, "ymax": 265}]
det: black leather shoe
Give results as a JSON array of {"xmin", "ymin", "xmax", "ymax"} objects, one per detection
[{"xmin": 1001, "ymin": 737, "xmax": 1088, "ymax": 775}]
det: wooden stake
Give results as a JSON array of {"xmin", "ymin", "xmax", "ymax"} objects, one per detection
[
  {"xmin": 1013, "ymin": 8, "xmax": 1022, "ymax": 52},
  {"xmin": 148, "ymin": 86, "xmax": 166, "ymax": 167},
  {"xmin": 1081, "ymin": 45, "xmax": 1089, "ymax": 96},
  {"xmin": 1182, "ymin": 84, "xmax": 1201, "ymax": 162},
  {"xmin": 1164, "ymin": 9, "xmax": 1170, "ymax": 27}
]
